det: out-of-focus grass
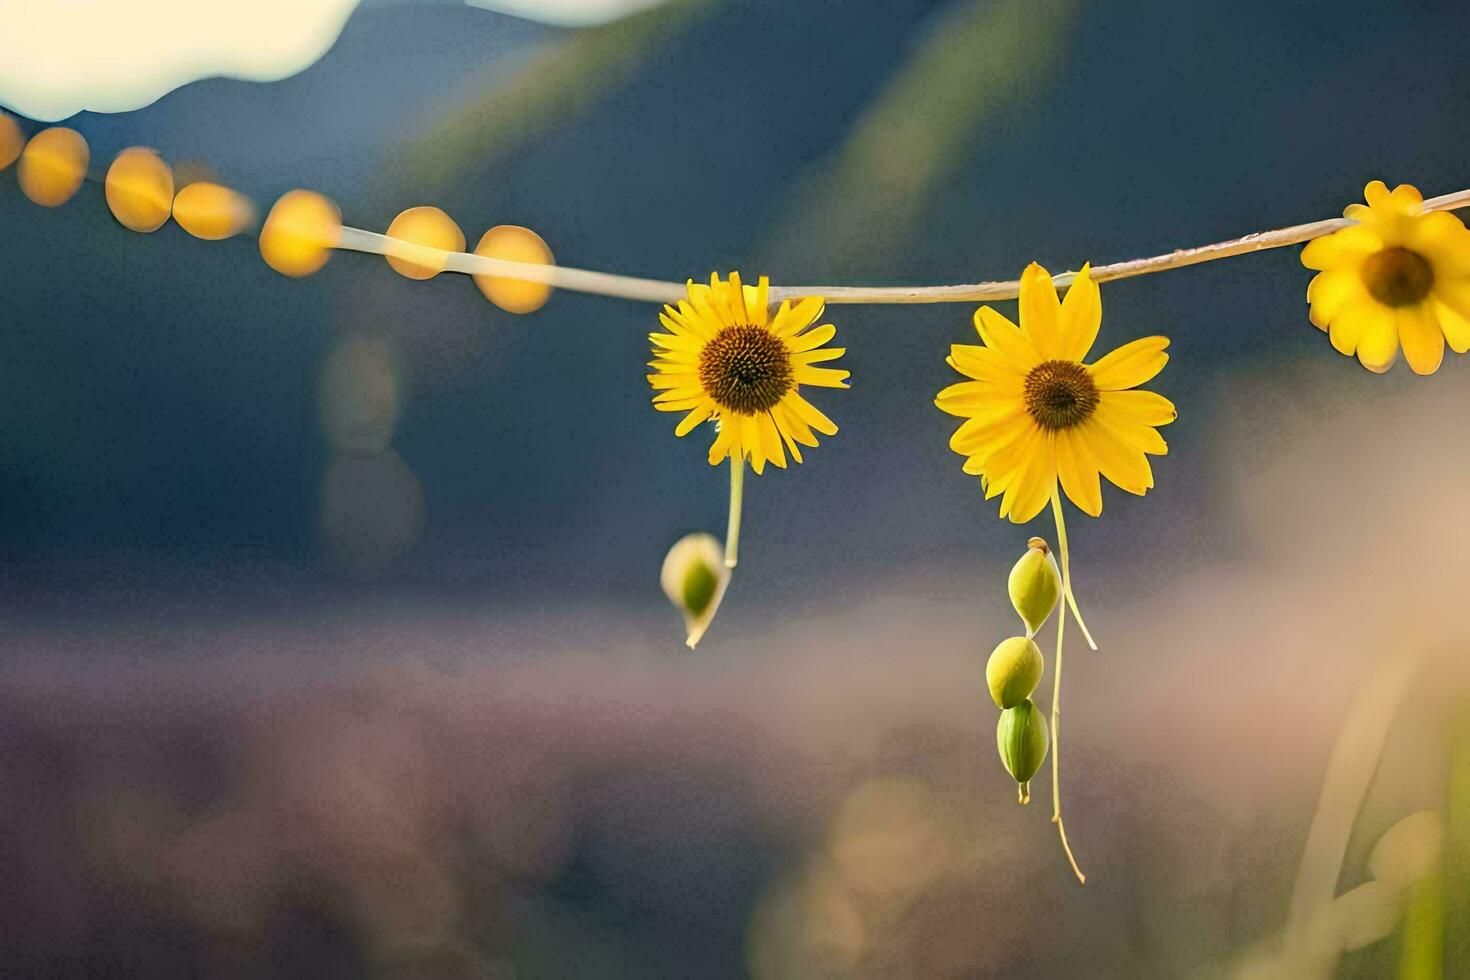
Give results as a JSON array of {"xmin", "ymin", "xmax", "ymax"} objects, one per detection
[
  {"xmin": 760, "ymin": 0, "xmax": 1078, "ymax": 277},
  {"xmin": 1443, "ymin": 706, "xmax": 1470, "ymax": 976},
  {"xmin": 388, "ymin": 0, "xmax": 713, "ymax": 198}
]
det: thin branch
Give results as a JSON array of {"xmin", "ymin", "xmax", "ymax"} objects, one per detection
[{"xmin": 332, "ymin": 188, "xmax": 1470, "ymax": 306}]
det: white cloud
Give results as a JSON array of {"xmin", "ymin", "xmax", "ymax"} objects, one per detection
[
  {"xmin": 463, "ymin": 0, "xmax": 668, "ymax": 27},
  {"xmin": 0, "ymin": 0, "xmax": 362, "ymax": 121}
]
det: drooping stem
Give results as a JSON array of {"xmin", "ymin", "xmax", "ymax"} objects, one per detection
[
  {"xmin": 724, "ymin": 456, "xmax": 744, "ymax": 569},
  {"xmin": 1049, "ymin": 487, "xmax": 1087, "ymax": 885},
  {"xmin": 1049, "ymin": 486, "xmax": 1098, "ymax": 651},
  {"xmin": 332, "ymin": 189, "xmax": 1470, "ymax": 306}
]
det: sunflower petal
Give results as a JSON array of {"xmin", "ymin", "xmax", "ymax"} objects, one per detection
[
  {"xmin": 1018, "ymin": 263, "xmax": 1063, "ymax": 359},
  {"xmin": 1086, "ymin": 336, "xmax": 1169, "ymax": 390},
  {"xmin": 774, "ymin": 398, "xmax": 818, "ymax": 447},
  {"xmin": 1327, "ymin": 304, "xmax": 1381, "ymax": 357},
  {"xmin": 1079, "ymin": 419, "xmax": 1152, "ymax": 494},
  {"xmin": 1004, "ymin": 450, "xmax": 1057, "ymax": 524},
  {"xmin": 1389, "ymin": 183, "xmax": 1424, "ymax": 214},
  {"xmin": 1301, "ymin": 225, "xmax": 1381, "ymax": 270},
  {"xmin": 771, "ymin": 296, "xmax": 824, "ymax": 337},
  {"xmin": 984, "ymin": 422, "xmax": 1044, "ymax": 495},
  {"xmin": 1056, "ymin": 429, "xmax": 1102, "ymax": 517},
  {"xmin": 793, "ymin": 347, "xmax": 846, "ymax": 365},
  {"xmin": 1095, "ymin": 400, "xmax": 1168, "ymax": 456},
  {"xmin": 675, "ymin": 402, "xmax": 714, "ymax": 437},
  {"xmin": 1098, "ymin": 389, "xmax": 1176, "ymax": 427},
  {"xmin": 1435, "ymin": 299, "xmax": 1470, "ymax": 354},
  {"xmin": 935, "ymin": 380, "xmax": 1024, "ymax": 419},
  {"xmin": 741, "ymin": 413, "xmax": 766, "ymax": 475},
  {"xmin": 742, "ymin": 276, "xmax": 771, "ymax": 326},
  {"xmin": 794, "ymin": 366, "xmax": 851, "ymax": 388},
  {"xmin": 949, "ymin": 407, "xmax": 1027, "ymax": 456},
  {"xmin": 1404, "ymin": 210, "xmax": 1470, "ymax": 262},
  {"xmin": 707, "ymin": 418, "xmax": 735, "ymax": 465},
  {"xmin": 1398, "ymin": 306, "xmax": 1444, "ymax": 375},
  {"xmin": 949, "ymin": 344, "xmax": 1027, "ymax": 386},
  {"xmin": 1356, "ymin": 317, "xmax": 1400, "ymax": 373},
  {"xmin": 784, "ymin": 392, "xmax": 837, "ymax": 436},
  {"xmin": 1058, "ymin": 264, "xmax": 1101, "ymax": 361},
  {"xmin": 974, "ymin": 307, "xmax": 1042, "ymax": 369},
  {"xmin": 1306, "ymin": 268, "xmax": 1363, "ymax": 329},
  {"xmin": 788, "ymin": 323, "xmax": 836, "ymax": 353},
  {"xmin": 770, "ymin": 403, "xmax": 807, "ymax": 462},
  {"xmin": 757, "ymin": 410, "xmax": 787, "ymax": 469}
]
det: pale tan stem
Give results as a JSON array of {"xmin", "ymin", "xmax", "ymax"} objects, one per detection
[
  {"xmin": 724, "ymin": 456, "xmax": 744, "ymax": 570},
  {"xmin": 332, "ymin": 189, "xmax": 1470, "ymax": 306},
  {"xmin": 1049, "ymin": 488, "xmax": 1086, "ymax": 885}
]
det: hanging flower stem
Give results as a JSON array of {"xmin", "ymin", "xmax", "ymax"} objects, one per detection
[
  {"xmin": 1048, "ymin": 491, "xmax": 1098, "ymax": 652},
  {"xmin": 1049, "ymin": 487, "xmax": 1087, "ymax": 885},
  {"xmin": 725, "ymin": 455, "xmax": 745, "ymax": 569}
]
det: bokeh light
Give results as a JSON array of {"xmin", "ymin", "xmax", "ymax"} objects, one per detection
[
  {"xmin": 258, "ymin": 188, "xmax": 341, "ymax": 277},
  {"xmin": 471, "ymin": 224, "xmax": 555, "ymax": 313},
  {"xmin": 0, "ymin": 112, "xmax": 21, "ymax": 171},
  {"xmin": 17, "ymin": 126, "xmax": 89, "ymax": 207},
  {"xmin": 384, "ymin": 205, "xmax": 465, "ymax": 280},
  {"xmin": 827, "ymin": 775, "xmax": 948, "ymax": 902},
  {"xmin": 104, "ymin": 147, "xmax": 174, "ymax": 233},
  {"xmin": 171, "ymin": 181, "xmax": 253, "ymax": 241},
  {"xmin": 319, "ymin": 332, "xmax": 401, "ymax": 455},
  {"xmin": 320, "ymin": 449, "xmax": 425, "ymax": 575},
  {"xmin": 747, "ymin": 859, "xmax": 868, "ymax": 979}
]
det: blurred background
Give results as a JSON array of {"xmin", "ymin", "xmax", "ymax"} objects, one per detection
[{"xmin": 4, "ymin": 0, "xmax": 1470, "ymax": 975}]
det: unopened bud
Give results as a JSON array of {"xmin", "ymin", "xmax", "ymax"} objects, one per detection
[
  {"xmin": 986, "ymin": 636, "xmax": 1043, "ymax": 709},
  {"xmin": 1008, "ymin": 537, "xmax": 1061, "ymax": 636},
  {"xmin": 997, "ymin": 699, "xmax": 1049, "ymax": 800},
  {"xmin": 660, "ymin": 533, "xmax": 731, "ymax": 649}
]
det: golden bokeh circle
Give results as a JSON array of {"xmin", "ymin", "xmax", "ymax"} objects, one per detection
[
  {"xmin": 472, "ymin": 225, "xmax": 556, "ymax": 313},
  {"xmin": 172, "ymin": 182, "xmax": 254, "ymax": 241},
  {"xmin": 385, "ymin": 206, "xmax": 465, "ymax": 280},
  {"xmin": 259, "ymin": 189, "xmax": 341, "ymax": 278},
  {"xmin": 105, "ymin": 147, "xmax": 174, "ymax": 233},
  {"xmin": 18, "ymin": 127, "xmax": 89, "ymax": 207},
  {"xmin": 0, "ymin": 113, "xmax": 23, "ymax": 172}
]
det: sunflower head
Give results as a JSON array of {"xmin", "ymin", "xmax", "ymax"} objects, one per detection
[
  {"xmin": 935, "ymin": 263, "xmax": 1176, "ymax": 524},
  {"xmin": 1302, "ymin": 180, "xmax": 1470, "ymax": 375},
  {"xmin": 648, "ymin": 273, "xmax": 849, "ymax": 475}
]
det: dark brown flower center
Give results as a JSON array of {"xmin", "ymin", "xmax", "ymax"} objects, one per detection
[
  {"xmin": 1361, "ymin": 247, "xmax": 1434, "ymax": 307},
  {"xmin": 1023, "ymin": 360, "xmax": 1099, "ymax": 431},
  {"xmin": 699, "ymin": 324, "xmax": 792, "ymax": 414}
]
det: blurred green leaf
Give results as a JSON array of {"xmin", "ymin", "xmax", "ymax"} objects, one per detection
[
  {"xmin": 1397, "ymin": 871, "xmax": 1444, "ymax": 980},
  {"xmin": 388, "ymin": 0, "xmax": 713, "ymax": 198},
  {"xmin": 1443, "ymin": 703, "xmax": 1470, "ymax": 976},
  {"xmin": 1370, "ymin": 810, "xmax": 1442, "ymax": 891},
  {"xmin": 760, "ymin": 0, "xmax": 1078, "ymax": 277}
]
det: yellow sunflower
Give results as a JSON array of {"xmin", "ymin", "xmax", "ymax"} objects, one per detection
[
  {"xmin": 936, "ymin": 263, "xmax": 1176, "ymax": 524},
  {"xmin": 1303, "ymin": 180, "xmax": 1470, "ymax": 375},
  {"xmin": 648, "ymin": 273, "xmax": 849, "ymax": 474}
]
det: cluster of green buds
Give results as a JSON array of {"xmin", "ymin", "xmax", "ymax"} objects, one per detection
[{"xmin": 987, "ymin": 537, "xmax": 1062, "ymax": 803}]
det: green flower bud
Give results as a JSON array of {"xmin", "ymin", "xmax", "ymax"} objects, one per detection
[
  {"xmin": 997, "ymin": 699, "xmax": 1049, "ymax": 799},
  {"xmin": 1008, "ymin": 537, "xmax": 1061, "ymax": 636},
  {"xmin": 660, "ymin": 533, "xmax": 731, "ymax": 649},
  {"xmin": 986, "ymin": 636, "xmax": 1044, "ymax": 708}
]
